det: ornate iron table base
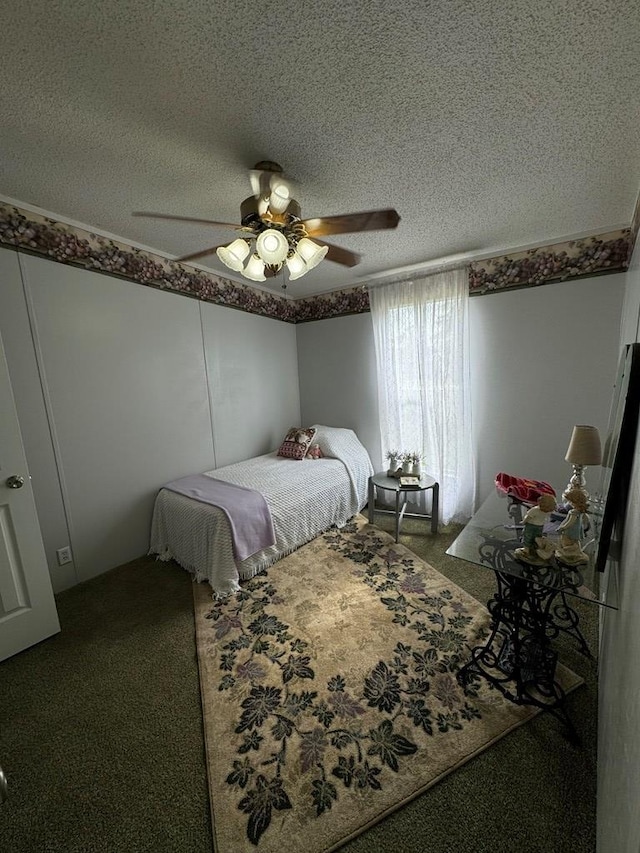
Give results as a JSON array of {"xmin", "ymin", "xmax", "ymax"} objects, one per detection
[{"xmin": 457, "ymin": 571, "xmax": 582, "ymax": 744}]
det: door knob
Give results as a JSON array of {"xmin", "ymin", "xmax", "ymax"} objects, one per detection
[{"xmin": 6, "ymin": 475, "xmax": 25, "ymax": 489}]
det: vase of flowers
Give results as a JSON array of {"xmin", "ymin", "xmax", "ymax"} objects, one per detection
[
  {"xmin": 386, "ymin": 449, "xmax": 401, "ymax": 477},
  {"xmin": 410, "ymin": 452, "xmax": 423, "ymax": 477},
  {"xmin": 401, "ymin": 453, "xmax": 413, "ymax": 474}
]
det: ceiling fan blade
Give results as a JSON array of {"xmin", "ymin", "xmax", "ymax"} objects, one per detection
[
  {"xmin": 132, "ymin": 211, "xmax": 238, "ymax": 228},
  {"xmin": 176, "ymin": 244, "xmax": 227, "ymax": 262},
  {"xmin": 313, "ymin": 239, "xmax": 361, "ymax": 267},
  {"xmin": 302, "ymin": 208, "xmax": 400, "ymax": 238}
]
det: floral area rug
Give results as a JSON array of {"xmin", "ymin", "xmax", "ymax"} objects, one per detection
[{"xmin": 193, "ymin": 515, "xmax": 582, "ymax": 853}]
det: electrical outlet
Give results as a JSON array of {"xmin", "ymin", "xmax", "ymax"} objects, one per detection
[{"xmin": 56, "ymin": 546, "xmax": 73, "ymax": 566}]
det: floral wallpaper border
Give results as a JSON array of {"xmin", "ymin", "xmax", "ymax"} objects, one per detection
[
  {"xmin": 295, "ymin": 286, "xmax": 371, "ymax": 322},
  {"xmin": 0, "ymin": 202, "xmax": 632, "ymax": 324},
  {"xmin": 0, "ymin": 202, "xmax": 298, "ymax": 323},
  {"xmin": 468, "ymin": 229, "xmax": 630, "ymax": 295}
]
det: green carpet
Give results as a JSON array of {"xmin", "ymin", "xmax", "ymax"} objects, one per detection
[{"xmin": 0, "ymin": 515, "xmax": 597, "ymax": 853}]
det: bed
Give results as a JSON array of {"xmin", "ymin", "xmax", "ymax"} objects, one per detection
[{"xmin": 149, "ymin": 425, "xmax": 373, "ymax": 594}]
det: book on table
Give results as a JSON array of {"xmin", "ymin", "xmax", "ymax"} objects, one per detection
[{"xmin": 400, "ymin": 476, "xmax": 421, "ymax": 488}]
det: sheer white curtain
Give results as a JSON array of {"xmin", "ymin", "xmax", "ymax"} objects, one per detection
[{"xmin": 369, "ymin": 267, "xmax": 475, "ymax": 524}]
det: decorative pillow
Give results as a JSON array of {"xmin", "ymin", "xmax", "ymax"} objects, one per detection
[
  {"xmin": 277, "ymin": 427, "xmax": 317, "ymax": 460},
  {"xmin": 306, "ymin": 443, "xmax": 324, "ymax": 459}
]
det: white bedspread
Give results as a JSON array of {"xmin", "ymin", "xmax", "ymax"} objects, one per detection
[{"xmin": 149, "ymin": 425, "xmax": 373, "ymax": 595}]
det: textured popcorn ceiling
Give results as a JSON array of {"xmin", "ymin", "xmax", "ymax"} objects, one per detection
[{"xmin": 1, "ymin": 0, "xmax": 639, "ymax": 297}]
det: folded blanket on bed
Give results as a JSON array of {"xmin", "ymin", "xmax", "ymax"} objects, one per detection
[{"xmin": 162, "ymin": 474, "xmax": 275, "ymax": 561}]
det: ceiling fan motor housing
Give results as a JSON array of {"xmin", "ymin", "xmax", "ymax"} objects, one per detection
[
  {"xmin": 253, "ymin": 160, "xmax": 283, "ymax": 174},
  {"xmin": 240, "ymin": 195, "xmax": 302, "ymax": 227}
]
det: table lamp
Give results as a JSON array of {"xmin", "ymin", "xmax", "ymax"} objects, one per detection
[{"xmin": 564, "ymin": 424, "xmax": 602, "ymax": 502}]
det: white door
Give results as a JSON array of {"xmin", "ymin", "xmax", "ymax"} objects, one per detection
[{"xmin": 0, "ymin": 335, "xmax": 60, "ymax": 662}]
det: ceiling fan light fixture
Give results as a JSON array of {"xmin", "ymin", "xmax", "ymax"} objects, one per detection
[
  {"xmin": 286, "ymin": 251, "xmax": 308, "ymax": 281},
  {"xmin": 216, "ymin": 238, "xmax": 250, "ymax": 272},
  {"xmin": 243, "ymin": 253, "xmax": 267, "ymax": 281},
  {"xmin": 249, "ymin": 171, "xmax": 262, "ymax": 198},
  {"xmin": 256, "ymin": 228, "xmax": 289, "ymax": 264},
  {"xmin": 268, "ymin": 179, "xmax": 291, "ymax": 214},
  {"xmin": 296, "ymin": 237, "xmax": 328, "ymax": 271},
  {"xmin": 134, "ymin": 163, "xmax": 400, "ymax": 288}
]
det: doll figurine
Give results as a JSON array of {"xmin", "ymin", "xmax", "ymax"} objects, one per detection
[
  {"xmin": 555, "ymin": 488, "xmax": 590, "ymax": 565},
  {"xmin": 514, "ymin": 493, "xmax": 557, "ymax": 564}
]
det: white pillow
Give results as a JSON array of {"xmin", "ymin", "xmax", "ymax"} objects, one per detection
[{"xmin": 311, "ymin": 424, "xmax": 358, "ymax": 458}]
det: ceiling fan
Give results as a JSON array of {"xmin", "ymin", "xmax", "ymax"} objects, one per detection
[{"xmin": 133, "ymin": 161, "xmax": 400, "ymax": 284}]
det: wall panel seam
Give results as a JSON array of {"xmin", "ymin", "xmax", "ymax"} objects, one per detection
[{"xmin": 199, "ymin": 302, "xmax": 217, "ymax": 470}]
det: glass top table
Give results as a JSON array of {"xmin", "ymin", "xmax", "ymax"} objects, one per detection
[{"xmin": 446, "ymin": 490, "xmax": 616, "ymax": 609}]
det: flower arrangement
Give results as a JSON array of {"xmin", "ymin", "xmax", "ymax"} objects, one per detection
[
  {"xmin": 385, "ymin": 450, "xmax": 401, "ymax": 476},
  {"xmin": 409, "ymin": 452, "xmax": 423, "ymax": 476},
  {"xmin": 386, "ymin": 450, "xmax": 424, "ymax": 476}
]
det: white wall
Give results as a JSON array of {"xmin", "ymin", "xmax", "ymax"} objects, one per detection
[
  {"xmin": 297, "ymin": 312, "xmax": 382, "ymax": 467},
  {"xmin": 20, "ymin": 254, "xmax": 215, "ymax": 584},
  {"xmin": 597, "ymin": 245, "xmax": 640, "ymax": 853},
  {"xmin": 298, "ymin": 274, "xmax": 625, "ymax": 502},
  {"xmin": 619, "ymin": 255, "xmax": 640, "ymax": 346},
  {"xmin": 469, "ymin": 274, "xmax": 625, "ymax": 501},
  {"xmin": 202, "ymin": 303, "xmax": 299, "ymax": 467},
  {"xmin": 0, "ymin": 249, "xmax": 300, "ymax": 590}
]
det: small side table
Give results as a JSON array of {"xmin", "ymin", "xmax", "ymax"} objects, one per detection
[{"xmin": 368, "ymin": 472, "xmax": 439, "ymax": 542}]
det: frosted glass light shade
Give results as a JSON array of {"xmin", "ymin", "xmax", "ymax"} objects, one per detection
[
  {"xmin": 565, "ymin": 425, "xmax": 602, "ymax": 465},
  {"xmin": 243, "ymin": 254, "xmax": 266, "ymax": 281},
  {"xmin": 256, "ymin": 229, "xmax": 289, "ymax": 264},
  {"xmin": 269, "ymin": 180, "xmax": 291, "ymax": 214},
  {"xmin": 286, "ymin": 251, "xmax": 308, "ymax": 280},
  {"xmin": 249, "ymin": 170, "xmax": 262, "ymax": 198},
  {"xmin": 216, "ymin": 239, "xmax": 250, "ymax": 272},
  {"xmin": 296, "ymin": 237, "xmax": 328, "ymax": 271}
]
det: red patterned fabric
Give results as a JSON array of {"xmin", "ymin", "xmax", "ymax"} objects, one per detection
[
  {"xmin": 495, "ymin": 472, "xmax": 556, "ymax": 505},
  {"xmin": 277, "ymin": 427, "xmax": 317, "ymax": 460}
]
